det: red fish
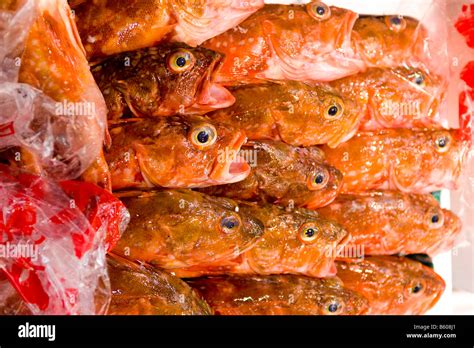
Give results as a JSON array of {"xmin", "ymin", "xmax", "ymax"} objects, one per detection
[
  {"xmin": 317, "ymin": 191, "xmax": 462, "ymax": 256},
  {"xmin": 72, "ymin": 0, "xmax": 264, "ymax": 60},
  {"xmin": 112, "ymin": 190, "xmax": 264, "ymax": 271},
  {"xmin": 351, "ymin": 15, "xmax": 429, "ymax": 69},
  {"xmin": 320, "ymin": 129, "xmax": 470, "ymax": 193},
  {"xmin": 172, "ymin": 202, "xmax": 349, "ymax": 278},
  {"xmin": 188, "ymin": 275, "xmax": 368, "ymax": 315},
  {"xmin": 106, "ymin": 117, "xmax": 250, "ymax": 190},
  {"xmin": 329, "ymin": 67, "xmax": 446, "ymax": 130},
  {"xmin": 0, "ymin": 0, "xmax": 108, "ymax": 180},
  {"xmin": 206, "ymin": 82, "xmax": 361, "ymax": 147},
  {"xmin": 199, "ymin": 141, "xmax": 343, "ymax": 209},
  {"xmin": 336, "ymin": 256, "xmax": 445, "ymax": 315},
  {"xmin": 92, "ymin": 44, "xmax": 235, "ymax": 119},
  {"xmin": 106, "ymin": 254, "xmax": 212, "ymax": 315},
  {"xmin": 204, "ymin": 2, "xmax": 362, "ymax": 84}
]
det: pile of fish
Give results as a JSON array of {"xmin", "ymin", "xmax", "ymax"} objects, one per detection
[{"xmin": 0, "ymin": 0, "xmax": 471, "ymax": 315}]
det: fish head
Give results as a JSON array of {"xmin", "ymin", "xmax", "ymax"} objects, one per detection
[
  {"xmin": 119, "ymin": 190, "xmax": 264, "ymax": 266},
  {"xmin": 404, "ymin": 194, "xmax": 463, "ymax": 255},
  {"xmin": 151, "ymin": 44, "xmax": 235, "ymax": 114},
  {"xmin": 114, "ymin": 44, "xmax": 235, "ymax": 116},
  {"xmin": 165, "ymin": 191, "xmax": 265, "ymax": 263},
  {"xmin": 299, "ymin": 160, "xmax": 343, "ymax": 210},
  {"xmin": 248, "ymin": 141, "xmax": 343, "ymax": 208},
  {"xmin": 392, "ymin": 129, "xmax": 470, "ymax": 191},
  {"xmin": 315, "ymin": 277, "xmax": 369, "ymax": 315},
  {"xmin": 352, "ymin": 15, "xmax": 429, "ymax": 67},
  {"xmin": 264, "ymin": 2, "xmax": 358, "ymax": 63},
  {"xmin": 129, "ymin": 117, "xmax": 250, "ymax": 188},
  {"xmin": 274, "ymin": 83, "xmax": 361, "ymax": 147},
  {"xmin": 171, "ymin": 0, "xmax": 264, "ymax": 46},
  {"xmin": 243, "ymin": 204, "xmax": 349, "ymax": 277},
  {"xmin": 369, "ymin": 67, "xmax": 445, "ymax": 127},
  {"xmin": 396, "ymin": 258, "xmax": 446, "ymax": 315},
  {"xmin": 336, "ymin": 256, "xmax": 445, "ymax": 314}
]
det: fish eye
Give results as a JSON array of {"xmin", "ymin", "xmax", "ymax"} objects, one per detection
[
  {"xmin": 426, "ymin": 208, "xmax": 444, "ymax": 229},
  {"xmin": 410, "ymin": 282, "xmax": 424, "ymax": 295},
  {"xmin": 385, "ymin": 15, "xmax": 406, "ymax": 32},
  {"xmin": 308, "ymin": 168, "xmax": 329, "ymax": 190},
  {"xmin": 168, "ymin": 49, "xmax": 195, "ymax": 73},
  {"xmin": 410, "ymin": 71, "xmax": 425, "ymax": 87},
  {"xmin": 190, "ymin": 124, "xmax": 217, "ymax": 150},
  {"xmin": 434, "ymin": 133, "xmax": 451, "ymax": 153},
  {"xmin": 323, "ymin": 97, "xmax": 344, "ymax": 120},
  {"xmin": 323, "ymin": 299, "xmax": 343, "ymax": 315},
  {"xmin": 298, "ymin": 223, "xmax": 319, "ymax": 244},
  {"xmin": 307, "ymin": 2, "xmax": 331, "ymax": 21},
  {"xmin": 220, "ymin": 215, "xmax": 241, "ymax": 234}
]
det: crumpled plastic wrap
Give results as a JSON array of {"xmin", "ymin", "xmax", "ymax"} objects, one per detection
[
  {"xmin": 0, "ymin": 165, "xmax": 129, "ymax": 315},
  {"xmin": 0, "ymin": 0, "xmax": 107, "ymax": 180}
]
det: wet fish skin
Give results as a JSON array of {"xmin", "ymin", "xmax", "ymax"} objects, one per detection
[
  {"xmin": 206, "ymin": 82, "xmax": 361, "ymax": 147},
  {"xmin": 199, "ymin": 140, "xmax": 343, "ymax": 209},
  {"xmin": 73, "ymin": 0, "xmax": 264, "ymax": 59},
  {"xmin": 105, "ymin": 117, "xmax": 250, "ymax": 190},
  {"xmin": 329, "ymin": 67, "xmax": 445, "ymax": 130},
  {"xmin": 336, "ymin": 256, "xmax": 445, "ymax": 315},
  {"xmin": 172, "ymin": 201, "xmax": 349, "ymax": 278},
  {"xmin": 112, "ymin": 190, "xmax": 265, "ymax": 270},
  {"xmin": 204, "ymin": 2, "xmax": 362, "ymax": 84},
  {"xmin": 317, "ymin": 191, "xmax": 462, "ymax": 256},
  {"xmin": 320, "ymin": 129, "xmax": 470, "ymax": 193},
  {"xmin": 92, "ymin": 43, "xmax": 235, "ymax": 120},
  {"xmin": 107, "ymin": 254, "xmax": 212, "ymax": 315},
  {"xmin": 352, "ymin": 15, "xmax": 429, "ymax": 69},
  {"xmin": 188, "ymin": 275, "xmax": 369, "ymax": 315}
]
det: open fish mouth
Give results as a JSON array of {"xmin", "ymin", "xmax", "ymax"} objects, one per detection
[
  {"xmin": 210, "ymin": 131, "xmax": 250, "ymax": 185},
  {"xmin": 192, "ymin": 54, "xmax": 235, "ymax": 112}
]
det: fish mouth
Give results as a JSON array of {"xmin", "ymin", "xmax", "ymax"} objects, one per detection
[
  {"xmin": 193, "ymin": 55, "xmax": 235, "ymax": 112},
  {"xmin": 342, "ymin": 11, "xmax": 359, "ymax": 48},
  {"xmin": 327, "ymin": 110, "xmax": 361, "ymax": 148},
  {"xmin": 209, "ymin": 131, "xmax": 250, "ymax": 184}
]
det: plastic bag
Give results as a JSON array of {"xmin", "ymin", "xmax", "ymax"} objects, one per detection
[
  {"xmin": 0, "ymin": 0, "xmax": 107, "ymax": 180},
  {"xmin": 0, "ymin": 165, "xmax": 129, "ymax": 315}
]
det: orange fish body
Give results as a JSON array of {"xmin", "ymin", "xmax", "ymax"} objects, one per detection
[
  {"xmin": 318, "ymin": 191, "xmax": 462, "ymax": 256},
  {"xmin": 336, "ymin": 256, "xmax": 445, "ymax": 315},
  {"xmin": 329, "ymin": 67, "xmax": 445, "ymax": 130},
  {"xmin": 172, "ymin": 202, "xmax": 348, "ymax": 278},
  {"xmin": 206, "ymin": 82, "xmax": 361, "ymax": 147},
  {"xmin": 92, "ymin": 44, "xmax": 235, "ymax": 120},
  {"xmin": 352, "ymin": 15, "xmax": 429, "ymax": 69},
  {"xmin": 2, "ymin": 0, "xmax": 108, "ymax": 179},
  {"xmin": 73, "ymin": 0, "xmax": 264, "ymax": 60},
  {"xmin": 188, "ymin": 275, "xmax": 368, "ymax": 315},
  {"xmin": 106, "ymin": 254, "xmax": 212, "ymax": 315},
  {"xmin": 106, "ymin": 117, "xmax": 250, "ymax": 190},
  {"xmin": 204, "ymin": 2, "xmax": 362, "ymax": 84},
  {"xmin": 199, "ymin": 141, "xmax": 342, "ymax": 209},
  {"xmin": 112, "ymin": 190, "xmax": 265, "ymax": 270},
  {"xmin": 321, "ymin": 129, "xmax": 469, "ymax": 193}
]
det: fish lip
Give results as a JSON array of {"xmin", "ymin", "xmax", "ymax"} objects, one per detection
[
  {"xmin": 209, "ymin": 131, "xmax": 250, "ymax": 184},
  {"xmin": 342, "ymin": 10, "xmax": 359, "ymax": 48},
  {"xmin": 193, "ymin": 54, "xmax": 235, "ymax": 112}
]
